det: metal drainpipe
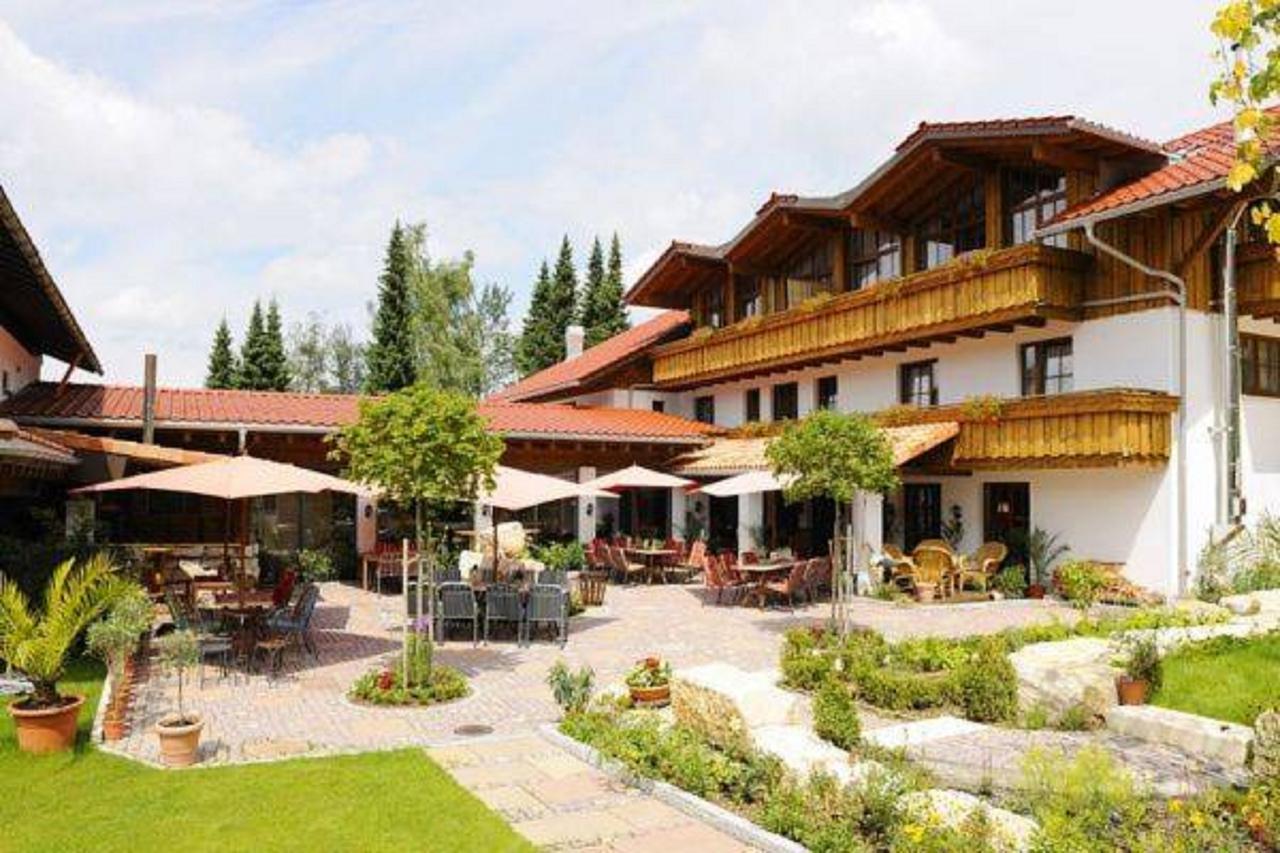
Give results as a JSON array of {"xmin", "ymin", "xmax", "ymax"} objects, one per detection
[
  {"xmin": 1082, "ymin": 222, "xmax": 1188, "ymax": 596},
  {"xmin": 1220, "ymin": 205, "xmax": 1249, "ymax": 529}
]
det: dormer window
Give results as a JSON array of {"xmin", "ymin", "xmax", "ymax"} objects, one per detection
[
  {"xmin": 1005, "ymin": 169, "xmax": 1067, "ymax": 248},
  {"xmin": 775, "ymin": 240, "xmax": 834, "ymax": 309},
  {"xmin": 914, "ymin": 177, "xmax": 986, "ymax": 271},
  {"xmin": 847, "ymin": 229, "xmax": 900, "ymax": 289}
]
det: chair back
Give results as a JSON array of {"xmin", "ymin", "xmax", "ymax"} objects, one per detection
[
  {"xmin": 913, "ymin": 546, "xmax": 952, "ymax": 586},
  {"xmin": 703, "ymin": 554, "xmax": 723, "ymax": 589},
  {"xmin": 272, "ymin": 569, "xmax": 297, "ymax": 609},
  {"xmin": 786, "ymin": 561, "xmax": 807, "ymax": 592},
  {"xmin": 294, "ymin": 583, "xmax": 321, "ymax": 627},
  {"xmin": 804, "ymin": 558, "xmax": 826, "ymax": 590},
  {"xmin": 526, "ymin": 584, "xmax": 565, "ymax": 621},
  {"xmin": 164, "ymin": 589, "xmax": 191, "ymax": 631},
  {"xmin": 438, "ymin": 583, "xmax": 477, "ymax": 618},
  {"xmin": 687, "ymin": 540, "xmax": 707, "ymax": 567},
  {"xmin": 540, "ymin": 568, "xmax": 567, "ymax": 587},
  {"xmin": 974, "ymin": 541, "xmax": 1008, "ymax": 573},
  {"xmin": 884, "ymin": 544, "xmax": 909, "ymax": 562},
  {"xmin": 437, "ymin": 564, "xmax": 463, "ymax": 583},
  {"xmin": 914, "ymin": 538, "xmax": 953, "ymax": 555},
  {"xmin": 485, "ymin": 583, "xmax": 522, "ymax": 620}
]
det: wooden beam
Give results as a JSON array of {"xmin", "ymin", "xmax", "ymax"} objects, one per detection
[
  {"xmin": 932, "ymin": 148, "xmax": 989, "ymax": 172},
  {"xmin": 781, "ymin": 211, "xmax": 845, "ymax": 233},
  {"xmin": 849, "ymin": 211, "xmax": 905, "ymax": 234},
  {"xmin": 1032, "ymin": 141, "xmax": 1097, "ymax": 173},
  {"xmin": 1175, "ymin": 200, "xmax": 1246, "ymax": 279},
  {"xmin": 984, "ymin": 168, "xmax": 1003, "ymax": 249}
]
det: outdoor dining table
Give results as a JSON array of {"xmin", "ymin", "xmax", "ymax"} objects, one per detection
[
  {"xmin": 734, "ymin": 560, "xmax": 798, "ymax": 608},
  {"xmin": 204, "ymin": 591, "xmax": 274, "ymax": 664},
  {"xmin": 625, "ymin": 548, "xmax": 679, "ymax": 584}
]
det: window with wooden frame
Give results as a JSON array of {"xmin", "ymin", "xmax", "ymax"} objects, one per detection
[
  {"xmin": 693, "ymin": 286, "xmax": 725, "ymax": 329},
  {"xmin": 771, "ymin": 382, "xmax": 799, "ymax": 421},
  {"xmin": 914, "ymin": 176, "xmax": 986, "ymax": 271},
  {"xmin": 1020, "ymin": 338, "xmax": 1073, "ymax": 396},
  {"xmin": 734, "ymin": 275, "xmax": 762, "ymax": 321},
  {"xmin": 694, "ymin": 395, "xmax": 716, "ymax": 424},
  {"xmin": 651, "ymin": 400, "xmax": 665, "ymax": 413},
  {"xmin": 846, "ymin": 229, "xmax": 901, "ymax": 289},
  {"xmin": 816, "ymin": 375, "xmax": 839, "ymax": 410},
  {"xmin": 745, "ymin": 388, "xmax": 761, "ymax": 422},
  {"xmin": 1242, "ymin": 334, "xmax": 1280, "ymax": 397},
  {"xmin": 1004, "ymin": 169, "xmax": 1068, "ymax": 248},
  {"xmin": 778, "ymin": 240, "xmax": 834, "ymax": 309},
  {"xmin": 898, "ymin": 360, "xmax": 938, "ymax": 407}
]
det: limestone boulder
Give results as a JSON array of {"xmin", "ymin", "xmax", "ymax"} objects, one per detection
[
  {"xmin": 1009, "ymin": 638, "xmax": 1118, "ymax": 722},
  {"xmin": 672, "ymin": 663, "xmax": 801, "ymax": 755},
  {"xmin": 900, "ymin": 789, "xmax": 1038, "ymax": 852},
  {"xmin": 750, "ymin": 724, "xmax": 884, "ymax": 788},
  {"xmin": 1252, "ymin": 708, "xmax": 1280, "ymax": 782},
  {"xmin": 1221, "ymin": 588, "xmax": 1280, "ymax": 617}
]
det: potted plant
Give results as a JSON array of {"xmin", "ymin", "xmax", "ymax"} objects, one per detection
[
  {"xmin": 1115, "ymin": 634, "xmax": 1162, "ymax": 706},
  {"xmin": 85, "ymin": 588, "xmax": 153, "ymax": 742},
  {"xmin": 625, "ymin": 657, "xmax": 671, "ymax": 707},
  {"xmin": 0, "ymin": 555, "xmax": 133, "ymax": 754},
  {"xmin": 1021, "ymin": 528, "xmax": 1069, "ymax": 599},
  {"xmin": 914, "ymin": 582, "xmax": 938, "ymax": 603},
  {"xmin": 154, "ymin": 629, "xmax": 204, "ymax": 767}
]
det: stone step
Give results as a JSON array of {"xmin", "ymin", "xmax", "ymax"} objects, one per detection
[
  {"xmin": 863, "ymin": 715, "xmax": 989, "ymax": 750},
  {"xmin": 1106, "ymin": 704, "xmax": 1254, "ymax": 767},
  {"xmin": 750, "ymin": 724, "xmax": 882, "ymax": 787}
]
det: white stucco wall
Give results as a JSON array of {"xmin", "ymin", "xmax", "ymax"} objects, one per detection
[{"xmin": 0, "ymin": 322, "xmax": 40, "ymax": 398}]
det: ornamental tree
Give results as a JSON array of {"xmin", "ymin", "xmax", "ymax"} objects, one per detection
[
  {"xmin": 766, "ymin": 410, "xmax": 898, "ymax": 632},
  {"xmin": 1211, "ymin": 1, "xmax": 1280, "ymax": 241}
]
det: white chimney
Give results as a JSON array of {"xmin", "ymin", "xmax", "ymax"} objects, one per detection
[{"xmin": 565, "ymin": 324, "xmax": 585, "ymax": 360}]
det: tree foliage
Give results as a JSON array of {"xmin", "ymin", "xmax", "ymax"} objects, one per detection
[
  {"xmin": 1211, "ymin": 1, "xmax": 1280, "ymax": 241},
  {"xmin": 365, "ymin": 221, "xmax": 419, "ymax": 393},
  {"xmin": 236, "ymin": 301, "xmax": 269, "ymax": 390},
  {"xmin": 516, "ymin": 260, "xmax": 557, "ymax": 376},
  {"xmin": 287, "ymin": 313, "xmax": 366, "ymax": 394},
  {"xmin": 261, "ymin": 300, "xmax": 291, "ymax": 391},
  {"xmin": 766, "ymin": 409, "xmax": 899, "ymax": 506},
  {"xmin": 580, "ymin": 234, "xmax": 630, "ymax": 347},
  {"xmin": 205, "ymin": 317, "xmax": 238, "ymax": 389}
]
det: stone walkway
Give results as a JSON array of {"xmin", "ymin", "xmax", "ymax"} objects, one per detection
[{"xmin": 427, "ymin": 734, "xmax": 751, "ymax": 851}]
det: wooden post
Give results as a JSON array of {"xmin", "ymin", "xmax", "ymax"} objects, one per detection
[
  {"xmin": 832, "ymin": 232, "xmax": 849, "ymax": 293},
  {"xmin": 402, "ymin": 537, "xmax": 410, "ymax": 687},
  {"xmin": 984, "ymin": 168, "xmax": 1003, "ymax": 250}
]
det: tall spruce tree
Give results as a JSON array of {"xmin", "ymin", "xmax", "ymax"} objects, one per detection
[
  {"xmin": 205, "ymin": 317, "xmax": 238, "ymax": 389},
  {"xmin": 515, "ymin": 260, "xmax": 557, "ymax": 376},
  {"xmin": 546, "ymin": 235, "xmax": 578, "ymax": 355},
  {"xmin": 365, "ymin": 221, "xmax": 418, "ymax": 392},
  {"xmin": 581, "ymin": 233, "xmax": 629, "ymax": 346},
  {"xmin": 237, "ymin": 301, "xmax": 268, "ymax": 390},
  {"xmin": 262, "ymin": 299, "xmax": 291, "ymax": 391}
]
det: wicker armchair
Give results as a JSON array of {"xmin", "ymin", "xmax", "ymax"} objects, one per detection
[
  {"xmin": 911, "ymin": 544, "xmax": 956, "ymax": 598},
  {"xmin": 958, "ymin": 542, "xmax": 1008, "ymax": 593}
]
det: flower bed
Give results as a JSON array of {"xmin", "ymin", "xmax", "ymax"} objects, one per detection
[{"xmin": 349, "ymin": 666, "xmax": 469, "ymax": 707}]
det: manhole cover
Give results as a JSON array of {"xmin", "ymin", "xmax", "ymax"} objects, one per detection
[{"xmin": 453, "ymin": 724, "xmax": 494, "ymax": 737}]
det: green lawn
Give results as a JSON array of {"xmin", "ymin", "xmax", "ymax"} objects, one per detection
[
  {"xmin": 1151, "ymin": 632, "xmax": 1280, "ymax": 726},
  {"xmin": 0, "ymin": 660, "xmax": 531, "ymax": 853}
]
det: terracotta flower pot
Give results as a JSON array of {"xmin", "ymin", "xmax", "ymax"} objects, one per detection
[
  {"xmin": 102, "ymin": 714, "xmax": 127, "ymax": 742},
  {"xmin": 156, "ymin": 713, "xmax": 204, "ymax": 767},
  {"xmin": 1027, "ymin": 584, "xmax": 1046, "ymax": 600},
  {"xmin": 1116, "ymin": 675, "xmax": 1149, "ymax": 706},
  {"xmin": 915, "ymin": 583, "xmax": 937, "ymax": 603},
  {"xmin": 629, "ymin": 684, "xmax": 670, "ymax": 708},
  {"xmin": 9, "ymin": 694, "xmax": 85, "ymax": 754}
]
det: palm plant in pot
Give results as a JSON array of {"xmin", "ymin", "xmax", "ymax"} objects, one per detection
[
  {"xmin": 625, "ymin": 657, "xmax": 672, "ymax": 707},
  {"xmin": 0, "ymin": 554, "xmax": 133, "ymax": 753},
  {"xmin": 154, "ymin": 629, "xmax": 204, "ymax": 767},
  {"xmin": 86, "ymin": 588, "xmax": 153, "ymax": 742},
  {"xmin": 1115, "ymin": 634, "xmax": 1162, "ymax": 706},
  {"xmin": 1021, "ymin": 527, "xmax": 1069, "ymax": 599}
]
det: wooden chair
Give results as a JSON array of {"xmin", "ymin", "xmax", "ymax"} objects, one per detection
[
  {"xmin": 958, "ymin": 542, "xmax": 1008, "ymax": 593},
  {"xmin": 911, "ymin": 544, "xmax": 956, "ymax": 598},
  {"xmin": 803, "ymin": 558, "xmax": 827, "ymax": 601},
  {"xmin": 703, "ymin": 554, "xmax": 744, "ymax": 605},
  {"xmin": 608, "ymin": 546, "xmax": 646, "ymax": 585},
  {"xmin": 765, "ymin": 561, "xmax": 809, "ymax": 610},
  {"xmin": 883, "ymin": 544, "xmax": 916, "ymax": 591}
]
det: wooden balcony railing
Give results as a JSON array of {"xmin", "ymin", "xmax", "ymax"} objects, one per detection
[
  {"xmin": 1238, "ymin": 245, "xmax": 1280, "ymax": 319},
  {"xmin": 883, "ymin": 388, "xmax": 1179, "ymax": 470},
  {"xmin": 651, "ymin": 244, "xmax": 1090, "ymax": 388}
]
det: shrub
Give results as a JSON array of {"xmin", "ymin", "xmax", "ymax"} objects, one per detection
[
  {"xmin": 992, "ymin": 565, "xmax": 1028, "ymax": 598},
  {"xmin": 857, "ymin": 667, "xmax": 959, "ymax": 712},
  {"xmin": 813, "ymin": 679, "xmax": 861, "ymax": 750},
  {"xmin": 546, "ymin": 660, "xmax": 594, "ymax": 715},
  {"xmin": 956, "ymin": 638, "xmax": 1017, "ymax": 723},
  {"xmin": 888, "ymin": 636, "xmax": 969, "ymax": 673},
  {"xmin": 535, "ymin": 541, "xmax": 587, "ymax": 573},
  {"xmin": 780, "ymin": 628, "xmax": 837, "ymax": 690},
  {"xmin": 349, "ymin": 664, "xmax": 468, "ymax": 706},
  {"xmin": 1118, "ymin": 633, "xmax": 1163, "ymax": 692},
  {"xmin": 1240, "ymin": 781, "xmax": 1279, "ymax": 848},
  {"xmin": 1017, "ymin": 746, "xmax": 1148, "ymax": 850},
  {"xmin": 760, "ymin": 769, "xmax": 914, "ymax": 852},
  {"xmin": 297, "ymin": 548, "xmax": 335, "ymax": 583},
  {"xmin": 1056, "ymin": 559, "xmax": 1108, "ymax": 608}
]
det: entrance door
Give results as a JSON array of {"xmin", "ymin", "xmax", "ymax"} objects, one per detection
[
  {"xmin": 984, "ymin": 482, "xmax": 1031, "ymax": 565},
  {"xmin": 902, "ymin": 483, "xmax": 942, "ymax": 551}
]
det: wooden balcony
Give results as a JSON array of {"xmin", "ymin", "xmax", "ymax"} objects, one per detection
[
  {"xmin": 886, "ymin": 388, "xmax": 1179, "ymax": 470},
  {"xmin": 1237, "ymin": 245, "xmax": 1280, "ymax": 319},
  {"xmin": 650, "ymin": 244, "xmax": 1090, "ymax": 388}
]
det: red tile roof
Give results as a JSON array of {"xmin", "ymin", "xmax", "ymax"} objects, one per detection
[
  {"xmin": 0, "ymin": 382, "xmax": 714, "ymax": 443},
  {"xmin": 488, "ymin": 311, "xmax": 689, "ymax": 403},
  {"xmin": 1046, "ymin": 109, "xmax": 1280, "ymax": 231},
  {"xmin": 893, "ymin": 115, "xmax": 1161, "ymax": 154}
]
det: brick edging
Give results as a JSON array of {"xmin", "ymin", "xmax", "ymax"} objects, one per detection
[{"xmin": 538, "ymin": 723, "xmax": 806, "ymax": 853}]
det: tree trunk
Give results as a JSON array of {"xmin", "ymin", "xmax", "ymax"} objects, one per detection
[{"xmin": 32, "ymin": 679, "xmax": 59, "ymax": 708}]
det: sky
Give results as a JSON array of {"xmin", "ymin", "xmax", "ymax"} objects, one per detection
[{"xmin": 0, "ymin": 0, "xmax": 1228, "ymax": 387}]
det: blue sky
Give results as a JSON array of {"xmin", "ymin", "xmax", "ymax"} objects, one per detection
[{"xmin": 1, "ymin": 0, "xmax": 1225, "ymax": 386}]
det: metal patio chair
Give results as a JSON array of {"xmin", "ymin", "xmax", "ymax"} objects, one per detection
[
  {"xmin": 484, "ymin": 582, "xmax": 522, "ymax": 644},
  {"xmin": 436, "ymin": 582, "xmax": 479, "ymax": 646},
  {"xmin": 523, "ymin": 584, "xmax": 568, "ymax": 647}
]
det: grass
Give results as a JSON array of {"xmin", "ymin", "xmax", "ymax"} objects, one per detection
[
  {"xmin": 1151, "ymin": 632, "xmax": 1280, "ymax": 726},
  {"xmin": 0, "ymin": 659, "xmax": 532, "ymax": 852}
]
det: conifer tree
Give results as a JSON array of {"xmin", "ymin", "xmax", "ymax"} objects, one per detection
[
  {"xmin": 262, "ymin": 299, "xmax": 291, "ymax": 391},
  {"xmin": 582, "ymin": 233, "xmax": 630, "ymax": 346},
  {"xmin": 237, "ymin": 301, "xmax": 268, "ymax": 390},
  {"xmin": 545, "ymin": 235, "xmax": 578, "ymax": 355},
  {"xmin": 365, "ymin": 221, "xmax": 419, "ymax": 393},
  {"xmin": 205, "ymin": 317, "xmax": 238, "ymax": 389},
  {"xmin": 515, "ymin": 260, "xmax": 557, "ymax": 376}
]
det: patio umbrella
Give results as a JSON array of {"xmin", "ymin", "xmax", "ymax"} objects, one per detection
[
  {"xmin": 581, "ymin": 464, "xmax": 694, "ymax": 492},
  {"xmin": 479, "ymin": 465, "xmax": 613, "ymax": 512},
  {"xmin": 696, "ymin": 469, "xmax": 795, "ymax": 498},
  {"xmin": 70, "ymin": 454, "xmax": 372, "ymax": 500}
]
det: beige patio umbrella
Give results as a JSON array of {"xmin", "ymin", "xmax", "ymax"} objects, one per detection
[
  {"xmin": 474, "ymin": 465, "xmax": 613, "ymax": 559},
  {"xmin": 581, "ymin": 464, "xmax": 694, "ymax": 492},
  {"xmin": 696, "ymin": 469, "xmax": 795, "ymax": 498}
]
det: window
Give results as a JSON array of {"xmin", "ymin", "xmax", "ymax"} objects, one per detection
[
  {"xmin": 847, "ymin": 229, "xmax": 901, "ymax": 289},
  {"xmin": 745, "ymin": 388, "xmax": 761, "ymax": 422},
  {"xmin": 772, "ymin": 382, "xmax": 798, "ymax": 421},
  {"xmin": 769, "ymin": 241, "xmax": 834, "ymax": 311},
  {"xmin": 651, "ymin": 400, "xmax": 665, "ymax": 413},
  {"xmin": 816, "ymin": 376, "xmax": 838, "ymax": 410},
  {"xmin": 899, "ymin": 360, "xmax": 938, "ymax": 407},
  {"xmin": 914, "ymin": 177, "xmax": 986, "ymax": 270},
  {"xmin": 694, "ymin": 286, "xmax": 724, "ymax": 329},
  {"xmin": 694, "ymin": 395, "xmax": 715, "ymax": 424},
  {"xmin": 1021, "ymin": 338, "xmax": 1073, "ymax": 396},
  {"xmin": 1242, "ymin": 334, "xmax": 1280, "ymax": 397},
  {"xmin": 734, "ymin": 275, "xmax": 762, "ymax": 321},
  {"xmin": 1, "ymin": 370, "xmax": 8, "ymax": 399},
  {"xmin": 1005, "ymin": 169, "xmax": 1067, "ymax": 248}
]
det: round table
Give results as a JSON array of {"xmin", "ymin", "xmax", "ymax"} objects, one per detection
[
  {"xmin": 625, "ymin": 548, "xmax": 679, "ymax": 584},
  {"xmin": 734, "ymin": 561, "xmax": 797, "ymax": 608}
]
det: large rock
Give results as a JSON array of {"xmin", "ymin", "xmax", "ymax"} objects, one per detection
[
  {"xmin": 672, "ymin": 663, "xmax": 801, "ymax": 755},
  {"xmin": 1252, "ymin": 709, "xmax": 1280, "ymax": 781},
  {"xmin": 1009, "ymin": 638, "xmax": 1118, "ymax": 722},
  {"xmin": 900, "ymin": 789, "xmax": 1037, "ymax": 852},
  {"xmin": 750, "ymin": 724, "xmax": 884, "ymax": 788},
  {"xmin": 1221, "ymin": 588, "xmax": 1280, "ymax": 617},
  {"xmin": 1106, "ymin": 705, "xmax": 1253, "ymax": 767}
]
